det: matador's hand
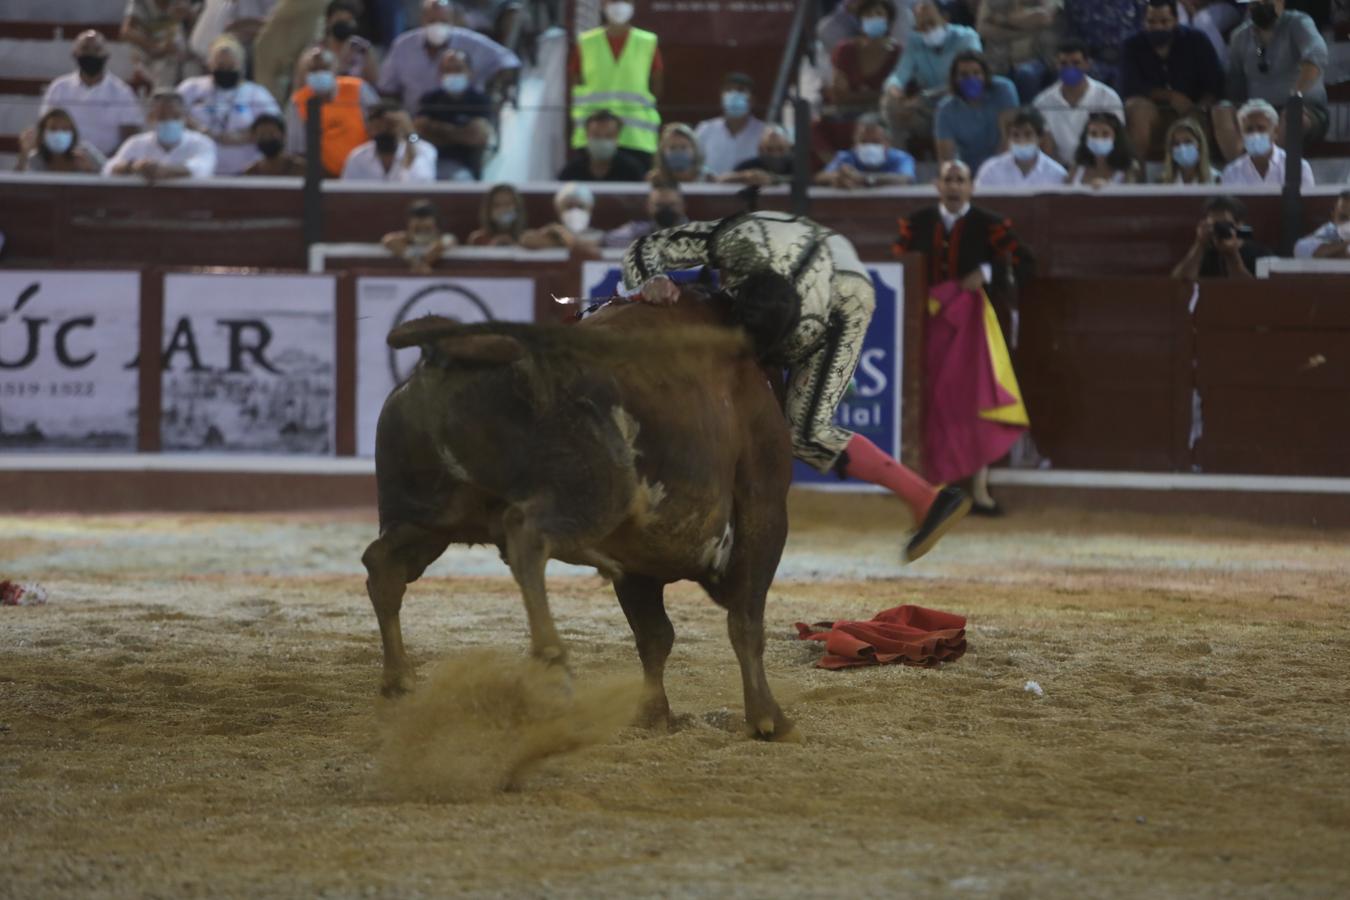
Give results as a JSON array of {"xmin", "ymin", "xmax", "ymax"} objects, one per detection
[{"xmin": 640, "ymin": 275, "xmax": 681, "ymax": 306}]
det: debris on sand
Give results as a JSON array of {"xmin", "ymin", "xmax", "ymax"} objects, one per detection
[
  {"xmin": 0, "ymin": 581, "xmax": 48, "ymax": 606},
  {"xmin": 1024, "ymin": 680, "xmax": 1045, "ymax": 698}
]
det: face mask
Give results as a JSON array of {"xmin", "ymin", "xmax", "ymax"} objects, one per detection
[
  {"xmin": 330, "ymin": 19, "xmax": 357, "ymax": 41},
  {"xmin": 957, "ymin": 75, "xmax": 984, "ymax": 101},
  {"xmin": 1171, "ymin": 142, "xmax": 1199, "ymax": 168},
  {"xmin": 663, "ymin": 148, "xmax": 694, "ymax": 171},
  {"xmin": 588, "ymin": 137, "xmax": 618, "ymax": 161},
  {"xmin": 1010, "ymin": 140, "xmax": 1038, "ymax": 162},
  {"xmin": 157, "ymin": 119, "xmax": 185, "ymax": 146},
  {"xmin": 1146, "ymin": 29, "xmax": 1174, "ymax": 49},
  {"xmin": 861, "ymin": 16, "xmax": 888, "ymax": 38},
  {"xmin": 306, "ymin": 70, "xmax": 336, "ymax": 94},
  {"xmin": 1250, "ymin": 2, "xmax": 1277, "ymax": 29},
  {"xmin": 561, "ymin": 207, "xmax": 591, "ymax": 232},
  {"xmin": 212, "ymin": 69, "xmax": 240, "ymax": 89},
  {"xmin": 605, "ymin": 2, "xmax": 634, "ymax": 24},
  {"xmin": 855, "ymin": 142, "xmax": 886, "ymax": 168},
  {"xmin": 441, "ymin": 73, "xmax": 469, "ymax": 94},
  {"xmin": 1336, "ymin": 220, "xmax": 1350, "ymax": 241},
  {"xmin": 722, "ymin": 91, "xmax": 750, "ymax": 118},
  {"xmin": 76, "ymin": 54, "xmax": 106, "ymax": 77},
  {"xmin": 1060, "ymin": 64, "xmax": 1086, "ymax": 88},
  {"xmin": 492, "ymin": 208, "xmax": 518, "ymax": 228},
  {"xmin": 1243, "ymin": 131, "xmax": 1272, "ymax": 157},
  {"xmin": 373, "ymin": 131, "xmax": 399, "ymax": 154},
  {"xmin": 653, "ymin": 205, "xmax": 680, "ymax": 228},
  {"xmin": 43, "ymin": 129, "xmax": 75, "ymax": 154},
  {"xmin": 922, "ymin": 25, "xmax": 948, "ymax": 48},
  {"xmin": 411, "ymin": 230, "xmax": 438, "ymax": 246},
  {"xmin": 1087, "ymin": 136, "xmax": 1115, "ymax": 158},
  {"xmin": 257, "ymin": 137, "xmax": 284, "ymax": 158},
  {"xmin": 425, "ymin": 22, "xmax": 452, "ymax": 45}
]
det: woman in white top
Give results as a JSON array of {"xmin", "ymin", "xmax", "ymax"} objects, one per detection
[
  {"xmin": 1067, "ymin": 112, "xmax": 1142, "ymax": 188},
  {"xmin": 177, "ymin": 34, "xmax": 280, "ymax": 175},
  {"xmin": 1157, "ymin": 118, "xmax": 1219, "ymax": 185}
]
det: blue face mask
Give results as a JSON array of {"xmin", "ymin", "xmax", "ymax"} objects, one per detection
[
  {"xmin": 441, "ymin": 73, "xmax": 469, "ymax": 94},
  {"xmin": 306, "ymin": 70, "xmax": 336, "ymax": 94},
  {"xmin": 721, "ymin": 91, "xmax": 750, "ymax": 118},
  {"xmin": 157, "ymin": 119, "xmax": 185, "ymax": 146},
  {"xmin": 1243, "ymin": 132, "xmax": 1273, "ymax": 157},
  {"xmin": 1010, "ymin": 140, "xmax": 1038, "ymax": 162},
  {"xmin": 957, "ymin": 75, "xmax": 984, "ymax": 101},
  {"xmin": 1171, "ymin": 141, "xmax": 1200, "ymax": 168},
  {"xmin": 663, "ymin": 148, "xmax": 694, "ymax": 171},
  {"xmin": 43, "ymin": 129, "xmax": 75, "ymax": 154},
  {"xmin": 861, "ymin": 16, "xmax": 888, "ymax": 38},
  {"xmin": 1059, "ymin": 64, "xmax": 1086, "ymax": 88},
  {"xmin": 1087, "ymin": 136, "xmax": 1115, "ymax": 158}
]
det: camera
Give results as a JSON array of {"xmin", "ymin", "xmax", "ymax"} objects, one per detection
[{"xmin": 1212, "ymin": 221, "xmax": 1253, "ymax": 240}]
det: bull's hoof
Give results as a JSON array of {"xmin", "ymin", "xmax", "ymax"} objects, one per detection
[
  {"xmin": 380, "ymin": 672, "xmax": 415, "ymax": 699},
  {"xmin": 748, "ymin": 715, "xmax": 802, "ymax": 743},
  {"xmin": 634, "ymin": 698, "xmax": 673, "ymax": 731}
]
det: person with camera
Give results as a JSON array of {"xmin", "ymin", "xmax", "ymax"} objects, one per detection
[{"xmin": 1170, "ymin": 194, "xmax": 1274, "ymax": 280}]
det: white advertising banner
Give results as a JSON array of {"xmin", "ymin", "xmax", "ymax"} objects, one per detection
[
  {"xmin": 356, "ymin": 276, "xmax": 535, "ymax": 456},
  {"xmin": 161, "ymin": 273, "xmax": 336, "ymax": 454},
  {"xmin": 0, "ymin": 270, "xmax": 140, "ymax": 451}
]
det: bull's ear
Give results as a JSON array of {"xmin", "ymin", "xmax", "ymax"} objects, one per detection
[
  {"xmin": 387, "ymin": 315, "xmax": 461, "ymax": 349},
  {"xmin": 434, "ymin": 334, "xmax": 526, "ymax": 365}
]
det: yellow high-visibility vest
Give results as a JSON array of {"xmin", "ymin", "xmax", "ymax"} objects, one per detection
[{"xmin": 570, "ymin": 27, "xmax": 660, "ymax": 153}]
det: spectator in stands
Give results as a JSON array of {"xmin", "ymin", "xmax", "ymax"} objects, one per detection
[
  {"xmin": 380, "ymin": 0, "xmax": 521, "ymax": 111},
  {"xmin": 1157, "ymin": 117, "xmax": 1218, "ymax": 183},
  {"xmin": 974, "ymin": 106, "xmax": 1067, "ymax": 186},
  {"xmin": 934, "ymin": 50, "xmax": 1019, "ymax": 171},
  {"xmin": 1292, "ymin": 190, "xmax": 1350, "ymax": 259},
  {"xmin": 39, "ymin": 30, "xmax": 145, "ymax": 159},
  {"xmin": 1068, "ymin": 112, "xmax": 1143, "ymax": 186},
  {"xmin": 569, "ymin": 0, "xmax": 663, "ymax": 170},
  {"xmin": 1212, "ymin": 0, "xmax": 1328, "ymax": 162},
  {"xmin": 1171, "ymin": 194, "xmax": 1273, "ymax": 279},
  {"xmin": 178, "ymin": 35, "xmax": 281, "ymax": 176},
  {"xmin": 243, "ymin": 113, "xmax": 306, "ymax": 174},
  {"xmin": 720, "ymin": 124, "xmax": 798, "ymax": 186},
  {"xmin": 558, "ymin": 110, "xmax": 648, "ymax": 181},
  {"xmin": 1179, "ymin": 0, "xmax": 1241, "ymax": 69},
  {"xmin": 602, "ymin": 178, "xmax": 687, "ymax": 247},
  {"xmin": 816, "ymin": 0, "xmax": 901, "ymax": 164},
  {"xmin": 288, "ymin": 47, "xmax": 380, "ymax": 178},
  {"xmin": 223, "ymin": 0, "xmax": 280, "ymax": 48},
  {"xmin": 520, "ymin": 182, "xmax": 602, "ymax": 252},
  {"xmin": 1121, "ymin": 0, "xmax": 1224, "ymax": 161},
  {"xmin": 252, "ymin": 0, "xmax": 333, "ymax": 103},
  {"xmin": 382, "ymin": 199, "xmax": 457, "ymax": 274},
  {"xmin": 650, "ymin": 123, "xmax": 714, "ymax": 184},
  {"xmin": 1062, "ymin": 0, "xmax": 1146, "ymax": 87},
  {"xmin": 467, "ymin": 183, "xmax": 527, "ymax": 246},
  {"xmin": 975, "ymin": 0, "xmax": 1062, "ymax": 102},
  {"xmin": 341, "ymin": 100, "xmax": 438, "ymax": 182},
  {"xmin": 1033, "ymin": 39, "xmax": 1126, "ymax": 166},
  {"xmin": 415, "ymin": 49, "xmax": 492, "ymax": 180},
  {"xmin": 105, "ymin": 89, "xmax": 218, "ymax": 180},
  {"xmin": 1220, "ymin": 98, "xmax": 1315, "ymax": 187},
  {"xmin": 883, "ymin": 2, "xmax": 982, "ymax": 152},
  {"xmin": 815, "ymin": 112, "xmax": 916, "ymax": 187},
  {"xmin": 293, "ymin": 0, "xmax": 381, "ymax": 90},
  {"xmin": 694, "ymin": 73, "xmax": 766, "ymax": 175},
  {"xmin": 122, "ymin": 0, "xmax": 201, "ymax": 87},
  {"xmin": 14, "ymin": 109, "xmax": 106, "ymax": 174}
]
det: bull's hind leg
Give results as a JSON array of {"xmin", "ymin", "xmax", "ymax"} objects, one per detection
[
  {"xmin": 501, "ymin": 504, "xmax": 568, "ymax": 667},
  {"xmin": 362, "ymin": 524, "xmax": 449, "ymax": 697},
  {"xmin": 613, "ymin": 575, "xmax": 674, "ymax": 729}
]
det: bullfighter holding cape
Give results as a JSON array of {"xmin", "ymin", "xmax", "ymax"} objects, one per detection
[
  {"xmin": 894, "ymin": 160, "xmax": 1032, "ymax": 514},
  {"xmin": 623, "ymin": 210, "xmax": 970, "ymax": 562}
]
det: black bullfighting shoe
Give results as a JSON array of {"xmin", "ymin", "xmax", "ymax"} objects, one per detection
[{"xmin": 904, "ymin": 486, "xmax": 972, "ymax": 564}]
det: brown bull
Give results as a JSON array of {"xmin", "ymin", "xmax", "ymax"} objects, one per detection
[{"xmin": 361, "ymin": 287, "xmax": 796, "ymax": 739}]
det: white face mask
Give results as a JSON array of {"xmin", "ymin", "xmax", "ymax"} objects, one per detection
[
  {"xmin": 605, "ymin": 1, "xmax": 634, "ymax": 24},
  {"xmin": 424, "ymin": 22, "xmax": 451, "ymax": 45},
  {"xmin": 561, "ymin": 207, "xmax": 591, "ymax": 233},
  {"xmin": 922, "ymin": 25, "xmax": 949, "ymax": 48},
  {"xmin": 855, "ymin": 142, "xmax": 886, "ymax": 168}
]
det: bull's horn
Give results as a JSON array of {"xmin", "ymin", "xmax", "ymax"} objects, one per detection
[{"xmin": 387, "ymin": 315, "xmax": 462, "ymax": 349}]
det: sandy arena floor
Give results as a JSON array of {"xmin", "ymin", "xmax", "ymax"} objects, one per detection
[{"xmin": 2, "ymin": 492, "xmax": 1349, "ymax": 899}]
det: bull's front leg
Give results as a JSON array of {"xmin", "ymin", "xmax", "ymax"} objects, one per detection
[{"xmin": 502, "ymin": 505, "xmax": 568, "ymax": 667}]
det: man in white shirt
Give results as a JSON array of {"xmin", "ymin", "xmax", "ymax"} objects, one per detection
[
  {"xmin": 974, "ymin": 107, "xmax": 1068, "ymax": 188},
  {"xmin": 341, "ymin": 101, "xmax": 438, "ymax": 183},
  {"xmin": 693, "ymin": 72, "xmax": 766, "ymax": 175},
  {"xmin": 1032, "ymin": 38, "xmax": 1124, "ymax": 166},
  {"xmin": 104, "ymin": 89, "xmax": 218, "ymax": 180},
  {"xmin": 1293, "ymin": 190, "xmax": 1350, "ymax": 259},
  {"xmin": 1220, "ymin": 99, "xmax": 1315, "ymax": 189},
  {"xmin": 40, "ymin": 30, "xmax": 145, "ymax": 158},
  {"xmin": 177, "ymin": 35, "xmax": 281, "ymax": 175}
]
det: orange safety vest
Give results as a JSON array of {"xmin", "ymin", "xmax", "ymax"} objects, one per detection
[{"xmin": 291, "ymin": 76, "xmax": 367, "ymax": 177}]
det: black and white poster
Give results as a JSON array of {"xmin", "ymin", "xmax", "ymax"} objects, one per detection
[
  {"xmin": 355, "ymin": 276, "xmax": 535, "ymax": 457},
  {"xmin": 0, "ymin": 270, "xmax": 140, "ymax": 451},
  {"xmin": 161, "ymin": 274, "xmax": 336, "ymax": 454}
]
